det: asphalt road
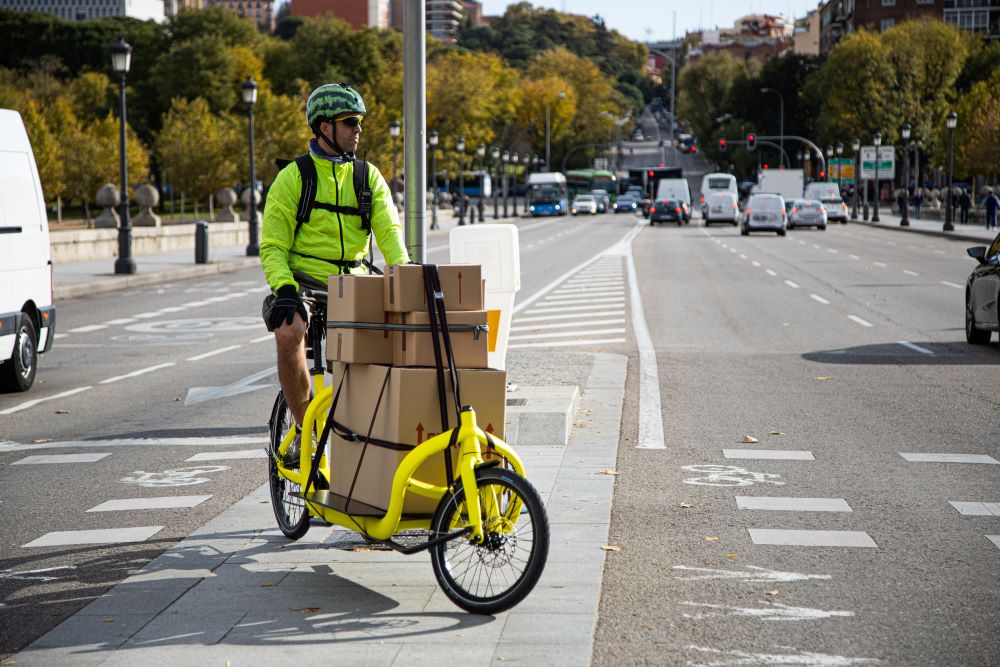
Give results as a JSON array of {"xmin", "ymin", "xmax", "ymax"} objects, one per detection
[
  {"xmin": 593, "ymin": 218, "xmax": 1000, "ymax": 665},
  {"xmin": 0, "ymin": 213, "xmax": 637, "ymax": 658}
]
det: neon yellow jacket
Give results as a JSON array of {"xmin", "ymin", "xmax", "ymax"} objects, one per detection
[{"xmin": 261, "ymin": 154, "xmax": 409, "ymax": 291}]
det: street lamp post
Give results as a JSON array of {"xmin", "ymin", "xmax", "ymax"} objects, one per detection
[
  {"xmin": 111, "ymin": 36, "xmax": 135, "ymax": 274},
  {"xmin": 826, "ymin": 146, "xmax": 833, "ymax": 182},
  {"xmin": 760, "ymin": 87, "xmax": 784, "ymax": 167},
  {"xmin": 241, "ymin": 76, "xmax": 259, "ymax": 256},
  {"xmin": 475, "ymin": 143, "xmax": 485, "ymax": 223},
  {"xmin": 944, "ymin": 111, "xmax": 957, "ymax": 232},
  {"xmin": 511, "ymin": 152, "xmax": 519, "ymax": 217},
  {"xmin": 491, "ymin": 146, "xmax": 500, "ymax": 219},
  {"xmin": 545, "ymin": 91, "xmax": 566, "ymax": 171},
  {"xmin": 851, "ymin": 138, "xmax": 860, "ymax": 221},
  {"xmin": 429, "ymin": 130, "xmax": 439, "ymax": 230},
  {"xmin": 900, "ymin": 123, "xmax": 911, "ymax": 226},
  {"xmin": 389, "ymin": 118, "xmax": 400, "ymax": 205},
  {"xmin": 456, "ymin": 136, "xmax": 466, "ymax": 226},
  {"xmin": 872, "ymin": 131, "xmax": 882, "ymax": 222},
  {"xmin": 502, "ymin": 150, "xmax": 510, "ymax": 218}
]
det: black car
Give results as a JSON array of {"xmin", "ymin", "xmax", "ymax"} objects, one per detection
[
  {"xmin": 650, "ymin": 199, "xmax": 687, "ymax": 225},
  {"xmin": 965, "ymin": 231, "xmax": 1000, "ymax": 344}
]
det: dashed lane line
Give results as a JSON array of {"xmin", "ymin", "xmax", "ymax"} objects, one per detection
[
  {"xmin": 66, "ymin": 324, "xmax": 108, "ymax": 333},
  {"xmin": 899, "ymin": 341, "xmax": 934, "ymax": 355},
  {"xmin": 186, "ymin": 450, "xmax": 267, "ymax": 461},
  {"xmin": 784, "ymin": 280, "xmax": 800, "ymax": 289},
  {"xmin": 249, "ymin": 334, "xmax": 272, "ymax": 343},
  {"xmin": 13, "ymin": 453, "xmax": 112, "ymax": 465},
  {"xmin": 0, "ymin": 386, "xmax": 93, "ymax": 416},
  {"xmin": 903, "ymin": 269, "xmax": 920, "ymax": 276},
  {"xmin": 99, "ymin": 362, "xmax": 176, "ymax": 385},
  {"xmin": 186, "ymin": 345, "xmax": 243, "ymax": 362},
  {"xmin": 900, "ymin": 453, "xmax": 998, "ymax": 464},
  {"xmin": 723, "ymin": 449, "xmax": 815, "ymax": 460},
  {"xmin": 949, "ymin": 502, "xmax": 1000, "ymax": 517},
  {"xmin": 748, "ymin": 529, "xmax": 877, "ymax": 548},
  {"xmin": 87, "ymin": 496, "xmax": 212, "ymax": 512},
  {"xmin": 873, "ymin": 261, "xmax": 887, "ymax": 268},
  {"xmin": 810, "ymin": 294, "xmax": 830, "ymax": 305},
  {"xmin": 736, "ymin": 497, "xmax": 852, "ymax": 512},
  {"xmin": 22, "ymin": 527, "xmax": 164, "ymax": 548},
  {"xmin": 941, "ymin": 281, "xmax": 963, "ymax": 289},
  {"xmin": 847, "ymin": 315, "xmax": 874, "ymax": 328},
  {"xmin": 765, "ymin": 269, "xmax": 778, "ymax": 277}
]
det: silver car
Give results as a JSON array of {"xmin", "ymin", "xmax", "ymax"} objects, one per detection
[
  {"xmin": 571, "ymin": 194, "xmax": 598, "ymax": 215},
  {"xmin": 741, "ymin": 194, "xmax": 787, "ymax": 236},
  {"xmin": 787, "ymin": 199, "xmax": 827, "ymax": 230}
]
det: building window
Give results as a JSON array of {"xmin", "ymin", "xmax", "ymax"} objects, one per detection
[{"xmin": 881, "ymin": 18, "xmax": 895, "ymax": 31}]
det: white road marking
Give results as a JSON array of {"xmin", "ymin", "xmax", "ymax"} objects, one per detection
[
  {"xmin": 550, "ymin": 289, "xmax": 623, "ymax": 298},
  {"xmin": 104, "ymin": 318, "xmax": 137, "ymax": 325},
  {"xmin": 900, "ymin": 453, "xmax": 998, "ymax": 464},
  {"xmin": 508, "ymin": 327, "xmax": 626, "ymax": 341},
  {"xmin": 685, "ymin": 645, "xmax": 879, "ymax": 665},
  {"xmin": 249, "ymin": 334, "xmax": 272, "ymax": 343},
  {"xmin": 739, "ymin": 254, "xmax": 747, "ymax": 259},
  {"xmin": 22, "ymin": 527, "xmax": 164, "ymax": 548},
  {"xmin": 941, "ymin": 281, "xmax": 963, "ymax": 289},
  {"xmin": 812, "ymin": 244, "xmax": 821, "ymax": 250},
  {"xmin": 828, "ymin": 248, "xmax": 838, "ymax": 254},
  {"xmin": 680, "ymin": 601, "xmax": 853, "ymax": 621},
  {"xmin": 849, "ymin": 254, "xmax": 860, "ymax": 260},
  {"xmin": 538, "ymin": 296, "xmax": 624, "ymax": 306},
  {"xmin": 511, "ymin": 319, "xmax": 624, "ymax": 332},
  {"xmin": 158, "ymin": 306, "xmax": 185, "ymax": 313},
  {"xmin": 121, "ymin": 465, "xmax": 230, "ymax": 488},
  {"xmin": 132, "ymin": 311, "xmax": 161, "ymax": 319},
  {"xmin": 184, "ymin": 367, "xmax": 277, "ymax": 405},
  {"xmin": 873, "ymin": 261, "xmax": 887, "ymax": 267},
  {"xmin": 730, "ymin": 248, "xmax": 737, "ymax": 253},
  {"xmin": 723, "ymin": 449, "xmax": 815, "ymax": 460},
  {"xmin": 87, "ymin": 495, "xmax": 212, "ymax": 512},
  {"xmin": 509, "ymin": 338, "xmax": 625, "ymax": 349},
  {"xmin": 0, "ymin": 435, "xmax": 268, "ymax": 453},
  {"xmin": 682, "ymin": 464, "xmax": 785, "ymax": 487},
  {"xmin": 988, "ymin": 536, "xmax": 1000, "ymax": 550},
  {"xmin": 810, "ymin": 294, "xmax": 830, "ymax": 304},
  {"xmin": 949, "ymin": 501, "xmax": 1000, "ymax": 516},
  {"xmin": 0, "ymin": 386, "xmax": 93, "ymax": 415},
  {"xmin": 672, "ymin": 565, "xmax": 831, "ymax": 583},
  {"xmin": 0, "ymin": 566, "xmax": 76, "ymax": 582},
  {"xmin": 515, "ymin": 310, "xmax": 622, "ymax": 323},
  {"xmin": 848, "ymin": 315, "xmax": 873, "ymax": 327},
  {"xmin": 186, "ymin": 345, "xmax": 243, "ymax": 362},
  {"xmin": 765, "ymin": 269, "xmax": 778, "ymax": 277},
  {"xmin": 13, "ymin": 453, "xmax": 111, "ymax": 465},
  {"xmin": 784, "ymin": 280, "xmax": 800, "ymax": 289},
  {"xmin": 736, "ymin": 496, "xmax": 852, "ymax": 512},
  {"xmin": 186, "ymin": 450, "xmax": 267, "ymax": 461},
  {"xmin": 899, "ymin": 341, "xmax": 934, "ymax": 355},
  {"xmin": 748, "ymin": 529, "xmax": 877, "ymax": 548},
  {"xmin": 887, "ymin": 240, "xmax": 897, "ymax": 246},
  {"xmin": 66, "ymin": 324, "xmax": 108, "ymax": 333},
  {"xmin": 751, "ymin": 260, "xmax": 761, "ymax": 267},
  {"xmin": 526, "ymin": 303, "xmax": 628, "ymax": 315},
  {"xmin": 184, "ymin": 301, "xmax": 211, "ymax": 307},
  {"xmin": 903, "ymin": 269, "xmax": 919, "ymax": 276},
  {"xmin": 53, "ymin": 333, "xmax": 69, "ymax": 339},
  {"xmin": 99, "ymin": 362, "xmax": 176, "ymax": 385}
]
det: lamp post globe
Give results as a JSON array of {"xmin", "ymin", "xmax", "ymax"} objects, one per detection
[
  {"xmin": 111, "ymin": 37, "xmax": 135, "ymax": 274},
  {"xmin": 944, "ymin": 111, "xmax": 957, "ymax": 231},
  {"xmin": 429, "ymin": 130, "xmax": 439, "ymax": 230},
  {"xmin": 241, "ymin": 76, "xmax": 260, "ymax": 255}
]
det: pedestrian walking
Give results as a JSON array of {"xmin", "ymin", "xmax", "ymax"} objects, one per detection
[
  {"xmin": 981, "ymin": 188, "xmax": 1000, "ymax": 231},
  {"xmin": 914, "ymin": 190, "xmax": 923, "ymax": 219},
  {"xmin": 959, "ymin": 189, "xmax": 972, "ymax": 225}
]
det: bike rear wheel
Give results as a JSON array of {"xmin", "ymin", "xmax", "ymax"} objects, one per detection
[
  {"xmin": 429, "ymin": 467, "xmax": 549, "ymax": 615},
  {"xmin": 268, "ymin": 391, "xmax": 310, "ymax": 539}
]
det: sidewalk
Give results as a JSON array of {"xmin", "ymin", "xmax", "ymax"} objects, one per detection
[
  {"xmin": 52, "ymin": 208, "xmax": 522, "ymax": 302},
  {"xmin": 848, "ymin": 208, "xmax": 998, "ymax": 244}
]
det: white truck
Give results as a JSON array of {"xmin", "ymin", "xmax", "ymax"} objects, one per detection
[{"xmin": 758, "ymin": 169, "xmax": 804, "ymax": 207}]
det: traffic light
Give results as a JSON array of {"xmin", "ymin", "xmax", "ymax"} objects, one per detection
[
  {"xmin": 719, "ymin": 138, "xmax": 727, "ymax": 152},
  {"xmin": 648, "ymin": 170, "xmax": 654, "ymax": 177},
  {"xmin": 747, "ymin": 133, "xmax": 757, "ymax": 151},
  {"xmin": 819, "ymin": 170, "xmax": 825, "ymax": 179},
  {"xmin": 762, "ymin": 164, "xmax": 769, "ymax": 170}
]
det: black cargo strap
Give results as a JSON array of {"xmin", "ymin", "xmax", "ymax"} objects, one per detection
[{"xmin": 326, "ymin": 320, "xmax": 488, "ymax": 339}]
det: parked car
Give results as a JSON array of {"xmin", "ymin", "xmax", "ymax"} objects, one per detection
[
  {"xmin": 787, "ymin": 199, "xmax": 827, "ymax": 230},
  {"xmin": 803, "ymin": 182, "xmax": 849, "ymax": 223},
  {"xmin": 590, "ymin": 189, "xmax": 610, "ymax": 213},
  {"xmin": 613, "ymin": 194, "xmax": 640, "ymax": 214},
  {"xmin": 703, "ymin": 192, "xmax": 740, "ymax": 226},
  {"xmin": 965, "ymin": 232, "xmax": 1000, "ymax": 344},
  {"xmin": 570, "ymin": 194, "xmax": 598, "ymax": 216},
  {"xmin": 741, "ymin": 194, "xmax": 787, "ymax": 236},
  {"xmin": 650, "ymin": 199, "xmax": 687, "ymax": 225}
]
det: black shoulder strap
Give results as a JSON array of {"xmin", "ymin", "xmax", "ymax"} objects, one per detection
[
  {"xmin": 293, "ymin": 154, "xmax": 317, "ymax": 229},
  {"xmin": 353, "ymin": 156, "xmax": 372, "ymax": 233}
]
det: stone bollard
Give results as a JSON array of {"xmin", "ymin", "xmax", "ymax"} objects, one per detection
[
  {"xmin": 216, "ymin": 187, "xmax": 240, "ymax": 223},
  {"xmin": 133, "ymin": 184, "xmax": 162, "ymax": 227},
  {"xmin": 94, "ymin": 184, "xmax": 121, "ymax": 228},
  {"xmin": 241, "ymin": 186, "xmax": 260, "ymax": 222}
]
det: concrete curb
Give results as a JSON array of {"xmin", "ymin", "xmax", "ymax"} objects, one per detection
[{"xmin": 849, "ymin": 218, "xmax": 990, "ymax": 244}]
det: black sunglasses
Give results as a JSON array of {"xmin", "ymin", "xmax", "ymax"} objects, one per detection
[{"xmin": 338, "ymin": 117, "xmax": 363, "ymax": 128}]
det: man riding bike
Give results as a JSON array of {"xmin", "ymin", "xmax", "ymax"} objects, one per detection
[{"xmin": 260, "ymin": 83, "xmax": 409, "ymax": 465}]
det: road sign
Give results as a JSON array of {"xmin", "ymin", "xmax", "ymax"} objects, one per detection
[
  {"xmin": 859, "ymin": 146, "xmax": 895, "ymax": 180},
  {"xmin": 829, "ymin": 158, "xmax": 854, "ymax": 185}
]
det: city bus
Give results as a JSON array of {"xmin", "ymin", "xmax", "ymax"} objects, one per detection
[
  {"xmin": 565, "ymin": 169, "xmax": 617, "ymax": 199},
  {"xmin": 526, "ymin": 172, "xmax": 569, "ymax": 216}
]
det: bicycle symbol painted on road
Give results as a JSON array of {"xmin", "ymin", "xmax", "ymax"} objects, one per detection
[
  {"xmin": 121, "ymin": 465, "xmax": 230, "ymax": 488},
  {"xmin": 681, "ymin": 464, "xmax": 785, "ymax": 487}
]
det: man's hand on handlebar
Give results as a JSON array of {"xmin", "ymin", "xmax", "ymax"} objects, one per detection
[{"xmin": 268, "ymin": 285, "xmax": 308, "ymax": 330}]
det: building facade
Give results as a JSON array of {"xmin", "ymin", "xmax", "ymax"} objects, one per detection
[
  {"xmin": 817, "ymin": 0, "xmax": 967, "ymax": 54},
  {"xmin": 0, "ymin": 0, "xmax": 164, "ymax": 21},
  {"xmin": 164, "ymin": 0, "xmax": 206, "ymax": 20},
  {"xmin": 208, "ymin": 0, "xmax": 273, "ymax": 31},
  {"xmin": 793, "ymin": 8, "xmax": 821, "ymax": 55},
  {"xmin": 943, "ymin": 0, "xmax": 1000, "ymax": 39},
  {"xmin": 290, "ymin": 0, "xmax": 388, "ymax": 28}
]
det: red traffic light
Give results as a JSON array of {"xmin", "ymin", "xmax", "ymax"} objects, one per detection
[
  {"xmin": 691, "ymin": 146, "xmax": 697, "ymax": 153},
  {"xmin": 659, "ymin": 163, "xmax": 665, "ymax": 168},
  {"xmin": 719, "ymin": 138, "xmax": 727, "ymax": 152},
  {"xmin": 819, "ymin": 170, "xmax": 825, "ymax": 178},
  {"xmin": 648, "ymin": 170, "xmax": 654, "ymax": 177},
  {"xmin": 747, "ymin": 133, "xmax": 757, "ymax": 151},
  {"xmin": 762, "ymin": 163, "xmax": 769, "ymax": 170}
]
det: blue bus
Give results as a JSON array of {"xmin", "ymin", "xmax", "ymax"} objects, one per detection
[{"xmin": 526, "ymin": 172, "xmax": 569, "ymax": 216}]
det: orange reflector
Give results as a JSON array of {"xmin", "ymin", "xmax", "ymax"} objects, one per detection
[{"xmin": 486, "ymin": 309, "xmax": 501, "ymax": 352}]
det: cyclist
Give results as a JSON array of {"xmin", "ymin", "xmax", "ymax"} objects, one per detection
[{"xmin": 261, "ymin": 83, "xmax": 409, "ymax": 465}]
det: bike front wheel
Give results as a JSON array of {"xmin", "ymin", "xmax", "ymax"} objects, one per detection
[
  {"xmin": 429, "ymin": 467, "xmax": 549, "ymax": 615},
  {"xmin": 268, "ymin": 391, "xmax": 310, "ymax": 539}
]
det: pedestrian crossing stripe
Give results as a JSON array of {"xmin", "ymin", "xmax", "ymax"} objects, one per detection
[{"xmin": 22, "ymin": 526, "xmax": 164, "ymax": 548}]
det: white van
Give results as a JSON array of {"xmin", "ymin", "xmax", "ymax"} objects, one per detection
[
  {"xmin": 803, "ymin": 182, "xmax": 849, "ymax": 223},
  {"xmin": 0, "ymin": 109, "xmax": 56, "ymax": 392},
  {"xmin": 698, "ymin": 173, "xmax": 738, "ymax": 217},
  {"xmin": 655, "ymin": 178, "xmax": 692, "ymax": 222}
]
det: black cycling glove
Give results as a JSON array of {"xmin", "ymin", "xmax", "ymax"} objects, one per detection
[{"xmin": 268, "ymin": 285, "xmax": 308, "ymax": 329}]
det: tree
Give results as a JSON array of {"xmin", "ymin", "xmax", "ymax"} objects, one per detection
[
  {"xmin": 20, "ymin": 97, "xmax": 65, "ymax": 207},
  {"xmin": 147, "ymin": 37, "xmax": 244, "ymax": 116},
  {"xmin": 251, "ymin": 87, "xmax": 312, "ymax": 185},
  {"xmin": 677, "ymin": 52, "xmax": 749, "ymax": 152},
  {"xmin": 66, "ymin": 71, "xmax": 114, "ymax": 122},
  {"xmin": 952, "ymin": 69, "xmax": 1000, "ymax": 183},
  {"xmin": 155, "ymin": 97, "xmax": 239, "ymax": 214}
]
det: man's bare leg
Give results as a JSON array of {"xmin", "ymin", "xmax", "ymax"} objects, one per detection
[{"xmin": 274, "ymin": 314, "xmax": 310, "ymax": 427}]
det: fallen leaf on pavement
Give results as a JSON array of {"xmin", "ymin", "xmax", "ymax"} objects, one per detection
[
  {"xmin": 261, "ymin": 583, "xmax": 273, "ymax": 588},
  {"xmin": 814, "ymin": 376, "xmax": 832, "ymax": 381},
  {"xmin": 292, "ymin": 607, "xmax": 320, "ymax": 613},
  {"xmin": 601, "ymin": 545, "xmax": 622, "ymax": 552},
  {"xmin": 596, "ymin": 469, "xmax": 621, "ymax": 476},
  {"xmin": 726, "ymin": 553, "xmax": 738, "ymax": 559},
  {"xmin": 32, "ymin": 438, "xmax": 52, "ymax": 444},
  {"xmin": 55, "ymin": 410, "xmax": 69, "ymax": 415},
  {"xmin": 767, "ymin": 589, "xmax": 780, "ymax": 596},
  {"xmin": 703, "ymin": 536, "xmax": 719, "ymax": 542},
  {"xmin": 742, "ymin": 435, "xmax": 759, "ymax": 443},
  {"xmin": 678, "ymin": 502, "xmax": 697, "ymax": 509},
  {"xmin": 769, "ymin": 431, "xmax": 784, "ymax": 436}
]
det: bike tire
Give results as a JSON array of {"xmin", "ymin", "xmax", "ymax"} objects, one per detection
[
  {"xmin": 268, "ymin": 391, "xmax": 310, "ymax": 539},
  {"xmin": 429, "ymin": 467, "xmax": 549, "ymax": 615}
]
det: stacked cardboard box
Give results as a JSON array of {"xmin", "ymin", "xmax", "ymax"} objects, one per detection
[{"xmin": 324, "ymin": 265, "xmax": 505, "ymax": 514}]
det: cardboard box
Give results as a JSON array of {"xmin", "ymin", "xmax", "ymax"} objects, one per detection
[
  {"xmin": 327, "ymin": 275, "xmax": 392, "ymax": 364},
  {"xmin": 390, "ymin": 310, "xmax": 488, "ymax": 368},
  {"xmin": 328, "ymin": 363, "xmax": 506, "ymax": 513},
  {"xmin": 384, "ymin": 264, "xmax": 484, "ymax": 312}
]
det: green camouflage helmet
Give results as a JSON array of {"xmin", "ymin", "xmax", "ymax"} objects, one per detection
[{"xmin": 306, "ymin": 83, "xmax": 366, "ymax": 126}]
